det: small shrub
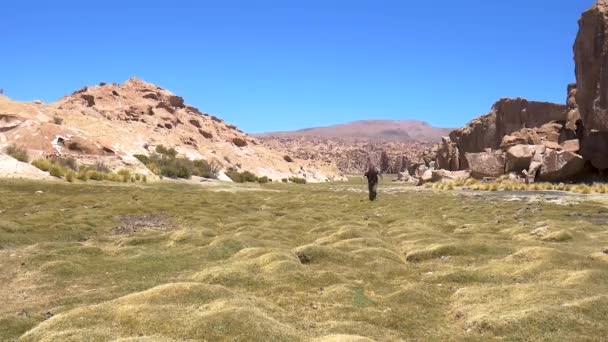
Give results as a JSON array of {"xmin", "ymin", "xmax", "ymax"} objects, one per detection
[
  {"xmin": 117, "ymin": 169, "xmax": 131, "ymax": 178},
  {"xmin": 95, "ymin": 161, "xmax": 110, "ymax": 173},
  {"xmin": 53, "ymin": 116, "xmax": 64, "ymax": 125},
  {"xmin": 232, "ymin": 138, "xmax": 248, "ymax": 147},
  {"xmin": 49, "ymin": 155, "xmax": 78, "ymax": 171},
  {"xmin": 257, "ymin": 176, "xmax": 270, "ymax": 184},
  {"xmin": 49, "ymin": 165, "xmax": 65, "ymax": 178},
  {"xmin": 4, "ymin": 144, "xmax": 29, "ymax": 162},
  {"xmin": 86, "ymin": 170, "xmax": 104, "ymax": 181},
  {"xmin": 226, "ymin": 169, "xmax": 258, "ymax": 183},
  {"xmin": 281, "ymin": 178, "xmax": 288, "ymax": 183},
  {"xmin": 77, "ymin": 171, "xmax": 89, "ymax": 181},
  {"xmin": 32, "ymin": 159, "xmax": 52, "ymax": 172},
  {"xmin": 155, "ymin": 145, "xmax": 177, "ymax": 158},
  {"xmin": 107, "ymin": 173, "xmax": 122, "ymax": 182},
  {"xmin": 142, "ymin": 175, "xmax": 148, "ymax": 183},
  {"xmin": 65, "ymin": 171, "xmax": 75, "ymax": 182},
  {"xmin": 283, "ymin": 155, "xmax": 293, "ymax": 163},
  {"xmin": 135, "ymin": 174, "xmax": 141, "ymax": 181},
  {"xmin": 193, "ymin": 159, "xmax": 220, "ymax": 179},
  {"xmin": 289, "ymin": 177, "xmax": 307, "ymax": 184}
]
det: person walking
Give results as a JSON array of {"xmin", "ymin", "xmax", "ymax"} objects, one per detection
[{"xmin": 364, "ymin": 161, "xmax": 380, "ymax": 201}]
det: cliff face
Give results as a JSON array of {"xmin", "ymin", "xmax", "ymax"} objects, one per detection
[
  {"xmin": 444, "ymin": 98, "xmax": 567, "ymax": 169},
  {"xmin": 574, "ymin": 0, "xmax": 608, "ymax": 170}
]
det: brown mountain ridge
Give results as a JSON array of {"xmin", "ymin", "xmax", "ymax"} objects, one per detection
[{"xmin": 256, "ymin": 119, "xmax": 452, "ymax": 142}]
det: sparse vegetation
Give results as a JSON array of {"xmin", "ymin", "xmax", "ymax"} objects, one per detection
[
  {"xmin": 135, "ymin": 145, "xmax": 219, "ymax": 179},
  {"xmin": 4, "ymin": 144, "xmax": 29, "ymax": 162},
  {"xmin": 52, "ymin": 116, "xmax": 64, "ymax": 125},
  {"xmin": 283, "ymin": 155, "xmax": 293, "ymax": 163},
  {"xmin": 225, "ymin": 169, "xmax": 258, "ymax": 183},
  {"xmin": 232, "ymin": 137, "xmax": 248, "ymax": 147},
  {"xmin": 31, "ymin": 157, "xmax": 145, "ymax": 183},
  {"xmin": 288, "ymin": 177, "xmax": 307, "ymax": 184}
]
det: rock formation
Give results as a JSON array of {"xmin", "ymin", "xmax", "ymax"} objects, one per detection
[
  {"xmin": 574, "ymin": 0, "xmax": 608, "ymax": 171},
  {"xmin": 419, "ymin": 0, "xmax": 608, "ymax": 186}
]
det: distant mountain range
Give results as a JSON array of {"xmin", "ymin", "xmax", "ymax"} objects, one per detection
[{"xmin": 256, "ymin": 120, "xmax": 453, "ymax": 143}]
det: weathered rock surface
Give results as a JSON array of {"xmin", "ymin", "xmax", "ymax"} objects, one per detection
[
  {"xmin": 562, "ymin": 139, "xmax": 581, "ymax": 153},
  {"xmin": 430, "ymin": 169, "xmax": 471, "ymax": 183},
  {"xmin": 436, "ymin": 98, "xmax": 566, "ymax": 170},
  {"xmin": 538, "ymin": 150, "xmax": 586, "ymax": 182},
  {"xmin": 435, "ymin": 136, "xmax": 460, "ymax": 171},
  {"xmin": 574, "ymin": 0, "xmax": 608, "ymax": 170},
  {"xmin": 505, "ymin": 145, "xmax": 546, "ymax": 173},
  {"xmin": 465, "ymin": 151, "xmax": 506, "ymax": 179}
]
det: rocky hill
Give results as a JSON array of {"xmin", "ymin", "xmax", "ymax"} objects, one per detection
[
  {"xmin": 257, "ymin": 119, "xmax": 451, "ymax": 142},
  {"xmin": 256, "ymin": 120, "xmax": 448, "ymax": 174},
  {"xmin": 0, "ymin": 78, "xmax": 343, "ymax": 182},
  {"xmin": 259, "ymin": 135, "xmax": 433, "ymax": 174}
]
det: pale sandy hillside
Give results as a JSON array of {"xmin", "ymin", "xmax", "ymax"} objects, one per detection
[{"xmin": 0, "ymin": 78, "xmax": 344, "ymax": 182}]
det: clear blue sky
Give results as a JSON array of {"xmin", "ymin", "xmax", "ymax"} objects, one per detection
[{"xmin": 1, "ymin": 0, "xmax": 594, "ymax": 133}]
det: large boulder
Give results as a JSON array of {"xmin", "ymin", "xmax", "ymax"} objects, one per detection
[
  {"xmin": 430, "ymin": 169, "xmax": 471, "ymax": 183},
  {"xmin": 435, "ymin": 136, "xmax": 460, "ymax": 171},
  {"xmin": 465, "ymin": 151, "xmax": 506, "ymax": 179},
  {"xmin": 574, "ymin": 0, "xmax": 608, "ymax": 170},
  {"xmin": 538, "ymin": 150, "xmax": 586, "ymax": 182},
  {"xmin": 505, "ymin": 145, "xmax": 546, "ymax": 173},
  {"xmin": 524, "ymin": 149, "xmax": 545, "ymax": 184},
  {"xmin": 417, "ymin": 169, "xmax": 434, "ymax": 185}
]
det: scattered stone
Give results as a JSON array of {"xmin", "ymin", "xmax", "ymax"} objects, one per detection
[
  {"xmin": 296, "ymin": 251, "xmax": 311, "ymax": 264},
  {"xmin": 531, "ymin": 226, "xmax": 549, "ymax": 237}
]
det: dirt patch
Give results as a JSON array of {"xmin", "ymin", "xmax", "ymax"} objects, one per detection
[{"xmin": 112, "ymin": 213, "xmax": 174, "ymax": 234}]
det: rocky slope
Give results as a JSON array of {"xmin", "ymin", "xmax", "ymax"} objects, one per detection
[
  {"xmin": 257, "ymin": 120, "xmax": 451, "ymax": 142},
  {"xmin": 0, "ymin": 78, "xmax": 343, "ymax": 182},
  {"xmin": 257, "ymin": 120, "xmax": 447, "ymax": 174}
]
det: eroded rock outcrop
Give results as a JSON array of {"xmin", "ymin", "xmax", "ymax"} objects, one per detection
[
  {"xmin": 574, "ymin": 0, "xmax": 608, "ymax": 170},
  {"xmin": 442, "ymin": 98, "xmax": 567, "ymax": 170}
]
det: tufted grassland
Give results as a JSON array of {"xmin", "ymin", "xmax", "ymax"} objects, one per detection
[{"xmin": 1, "ymin": 178, "xmax": 608, "ymax": 341}]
